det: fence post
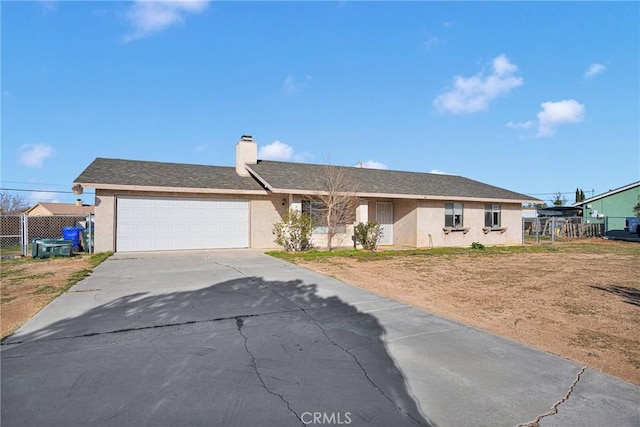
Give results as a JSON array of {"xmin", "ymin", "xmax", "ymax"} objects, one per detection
[
  {"xmin": 20, "ymin": 213, "xmax": 28, "ymax": 257},
  {"xmin": 87, "ymin": 213, "xmax": 94, "ymax": 254}
]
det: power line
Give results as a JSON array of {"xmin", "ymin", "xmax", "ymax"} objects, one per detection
[
  {"xmin": 0, "ymin": 180, "xmax": 74, "ymax": 188},
  {"xmin": 527, "ymin": 192, "xmax": 575, "ymax": 196},
  {"xmin": 0, "ymin": 187, "xmax": 94, "ymax": 195}
]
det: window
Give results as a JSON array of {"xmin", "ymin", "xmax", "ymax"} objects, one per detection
[
  {"xmin": 485, "ymin": 204, "xmax": 501, "ymax": 227},
  {"xmin": 445, "ymin": 203, "xmax": 464, "ymax": 228},
  {"xmin": 302, "ymin": 199, "xmax": 349, "ymax": 234},
  {"xmin": 302, "ymin": 200, "xmax": 327, "ymax": 233}
]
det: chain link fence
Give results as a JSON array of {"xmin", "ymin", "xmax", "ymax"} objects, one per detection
[
  {"xmin": 523, "ymin": 215, "xmax": 639, "ymax": 244},
  {"xmin": 0, "ymin": 214, "xmax": 94, "ymax": 257}
]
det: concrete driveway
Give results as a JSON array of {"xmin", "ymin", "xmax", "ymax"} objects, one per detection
[{"xmin": 2, "ymin": 250, "xmax": 639, "ymax": 427}]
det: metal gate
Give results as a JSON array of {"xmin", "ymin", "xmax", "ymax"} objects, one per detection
[{"xmin": 0, "ymin": 214, "xmax": 94, "ymax": 257}]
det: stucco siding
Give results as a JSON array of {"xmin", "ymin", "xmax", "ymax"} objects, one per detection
[
  {"xmin": 94, "ymin": 190, "xmax": 116, "ymax": 253},
  {"xmin": 250, "ymin": 196, "xmax": 287, "ymax": 248},
  {"xmin": 94, "ymin": 190, "xmax": 281, "ymax": 252},
  {"xmin": 416, "ymin": 201, "xmax": 523, "ymax": 247},
  {"xmin": 393, "ymin": 199, "xmax": 417, "ymax": 246}
]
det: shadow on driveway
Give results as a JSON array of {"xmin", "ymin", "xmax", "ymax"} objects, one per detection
[{"xmin": 2, "ymin": 276, "xmax": 433, "ymax": 426}]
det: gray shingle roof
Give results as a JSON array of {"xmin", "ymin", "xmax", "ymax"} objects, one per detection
[
  {"xmin": 74, "ymin": 158, "xmax": 266, "ymax": 192},
  {"xmin": 248, "ymin": 160, "xmax": 537, "ymax": 202},
  {"xmin": 75, "ymin": 157, "xmax": 537, "ymax": 202}
]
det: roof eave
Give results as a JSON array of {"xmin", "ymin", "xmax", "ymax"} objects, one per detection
[
  {"xmin": 74, "ymin": 182, "xmax": 270, "ymax": 196},
  {"xmin": 264, "ymin": 187, "xmax": 540, "ymax": 204},
  {"xmin": 572, "ymin": 181, "xmax": 640, "ymax": 207}
]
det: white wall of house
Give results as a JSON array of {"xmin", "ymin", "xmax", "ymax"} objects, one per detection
[
  {"xmin": 93, "ymin": 189, "xmax": 525, "ymax": 253},
  {"xmin": 94, "ymin": 190, "xmax": 116, "ymax": 253},
  {"xmin": 92, "ymin": 190, "xmax": 285, "ymax": 252},
  {"xmin": 392, "ymin": 199, "xmax": 418, "ymax": 247},
  {"xmin": 250, "ymin": 195, "xmax": 288, "ymax": 249},
  {"xmin": 415, "ymin": 200, "xmax": 523, "ymax": 247}
]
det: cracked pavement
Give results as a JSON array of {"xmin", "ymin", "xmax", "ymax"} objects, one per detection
[{"xmin": 2, "ymin": 250, "xmax": 639, "ymax": 427}]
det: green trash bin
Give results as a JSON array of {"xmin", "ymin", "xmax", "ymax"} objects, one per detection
[
  {"xmin": 81, "ymin": 229, "xmax": 93, "ymax": 253},
  {"xmin": 32, "ymin": 239, "xmax": 73, "ymax": 259}
]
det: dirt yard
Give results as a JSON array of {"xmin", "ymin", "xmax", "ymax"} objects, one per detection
[
  {"xmin": 1, "ymin": 255, "xmax": 94, "ymax": 338},
  {"xmin": 295, "ymin": 241, "xmax": 640, "ymax": 385}
]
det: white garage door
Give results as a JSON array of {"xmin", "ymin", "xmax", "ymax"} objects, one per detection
[{"xmin": 116, "ymin": 197, "xmax": 249, "ymax": 252}]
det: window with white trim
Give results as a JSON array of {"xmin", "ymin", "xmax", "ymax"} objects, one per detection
[
  {"xmin": 485, "ymin": 204, "xmax": 501, "ymax": 227},
  {"xmin": 445, "ymin": 203, "xmax": 464, "ymax": 228},
  {"xmin": 302, "ymin": 200, "xmax": 327, "ymax": 233}
]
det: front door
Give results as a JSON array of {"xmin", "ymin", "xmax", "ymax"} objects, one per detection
[{"xmin": 376, "ymin": 202, "xmax": 393, "ymax": 245}]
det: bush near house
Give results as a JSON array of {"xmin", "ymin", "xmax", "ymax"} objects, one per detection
[
  {"xmin": 354, "ymin": 221, "xmax": 384, "ymax": 252},
  {"xmin": 273, "ymin": 209, "xmax": 315, "ymax": 252}
]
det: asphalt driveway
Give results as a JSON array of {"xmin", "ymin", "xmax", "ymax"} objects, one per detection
[{"xmin": 2, "ymin": 250, "xmax": 639, "ymax": 427}]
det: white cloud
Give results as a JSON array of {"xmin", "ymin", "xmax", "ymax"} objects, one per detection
[
  {"xmin": 124, "ymin": 0, "xmax": 209, "ymax": 42},
  {"xmin": 282, "ymin": 74, "xmax": 312, "ymax": 94},
  {"xmin": 584, "ymin": 63, "xmax": 607, "ymax": 79},
  {"xmin": 38, "ymin": 0, "xmax": 56, "ymax": 13},
  {"xmin": 18, "ymin": 143, "xmax": 55, "ymax": 168},
  {"xmin": 434, "ymin": 54, "xmax": 523, "ymax": 114},
  {"xmin": 506, "ymin": 120, "xmax": 534, "ymax": 130},
  {"xmin": 359, "ymin": 160, "xmax": 388, "ymax": 170},
  {"xmin": 423, "ymin": 36, "xmax": 439, "ymax": 50},
  {"xmin": 536, "ymin": 100, "xmax": 585, "ymax": 137},
  {"xmin": 29, "ymin": 191, "xmax": 60, "ymax": 204},
  {"xmin": 429, "ymin": 169, "xmax": 449, "ymax": 175},
  {"xmin": 258, "ymin": 141, "xmax": 295, "ymax": 161}
]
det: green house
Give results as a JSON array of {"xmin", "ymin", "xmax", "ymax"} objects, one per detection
[{"xmin": 573, "ymin": 181, "xmax": 640, "ymax": 233}]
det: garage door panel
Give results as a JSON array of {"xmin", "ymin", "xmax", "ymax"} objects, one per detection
[{"xmin": 116, "ymin": 197, "xmax": 249, "ymax": 252}]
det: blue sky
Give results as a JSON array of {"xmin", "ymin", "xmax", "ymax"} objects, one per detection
[{"xmin": 2, "ymin": 1, "xmax": 639, "ymax": 206}]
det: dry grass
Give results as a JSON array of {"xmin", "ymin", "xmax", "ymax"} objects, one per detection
[{"xmin": 1, "ymin": 253, "xmax": 111, "ymax": 339}]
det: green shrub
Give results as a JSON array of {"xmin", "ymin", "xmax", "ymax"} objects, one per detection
[
  {"xmin": 471, "ymin": 242, "xmax": 485, "ymax": 250},
  {"xmin": 273, "ymin": 209, "xmax": 315, "ymax": 252},
  {"xmin": 354, "ymin": 221, "xmax": 384, "ymax": 252}
]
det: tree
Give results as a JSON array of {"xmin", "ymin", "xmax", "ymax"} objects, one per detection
[
  {"xmin": 0, "ymin": 192, "xmax": 30, "ymax": 215},
  {"xmin": 575, "ymin": 188, "xmax": 586, "ymax": 203},
  {"xmin": 552, "ymin": 191, "xmax": 567, "ymax": 207},
  {"xmin": 314, "ymin": 164, "xmax": 360, "ymax": 251}
]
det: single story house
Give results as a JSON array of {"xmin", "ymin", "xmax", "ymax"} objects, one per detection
[
  {"xmin": 26, "ymin": 201, "xmax": 94, "ymax": 217},
  {"xmin": 572, "ymin": 181, "xmax": 640, "ymax": 231},
  {"xmin": 73, "ymin": 136, "xmax": 540, "ymax": 253}
]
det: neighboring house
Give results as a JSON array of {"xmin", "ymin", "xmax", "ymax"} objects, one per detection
[
  {"xmin": 73, "ymin": 136, "xmax": 540, "ymax": 253},
  {"xmin": 573, "ymin": 181, "xmax": 640, "ymax": 231},
  {"xmin": 536, "ymin": 206, "xmax": 582, "ymax": 217},
  {"xmin": 26, "ymin": 201, "xmax": 95, "ymax": 217}
]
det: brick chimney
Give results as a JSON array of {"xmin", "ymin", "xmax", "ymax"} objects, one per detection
[{"xmin": 235, "ymin": 135, "xmax": 257, "ymax": 177}]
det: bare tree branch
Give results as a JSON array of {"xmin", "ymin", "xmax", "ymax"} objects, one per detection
[
  {"xmin": 0, "ymin": 192, "xmax": 30, "ymax": 215},
  {"xmin": 313, "ymin": 164, "xmax": 360, "ymax": 250}
]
